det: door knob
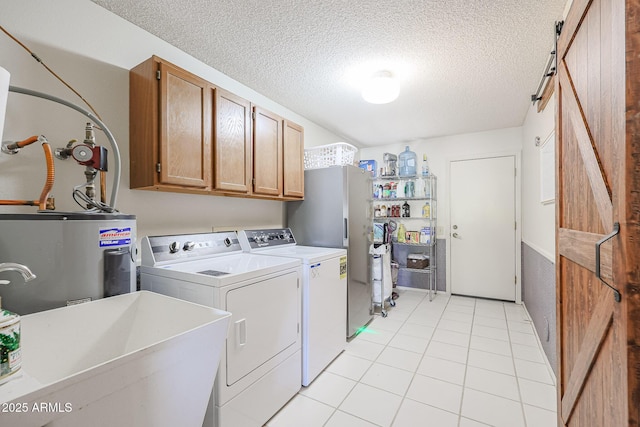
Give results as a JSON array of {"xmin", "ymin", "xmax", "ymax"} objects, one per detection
[
  {"xmin": 453, "ymin": 225, "xmax": 458, "ymax": 230},
  {"xmin": 453, "ymin": 232, "xmax": 459, "ymax": 238}
]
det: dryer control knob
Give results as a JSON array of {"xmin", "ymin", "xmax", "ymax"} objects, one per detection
[
  {"xmin": 169, "ymin": 241, "xmax": 180, "ymax": 253},
  {"xmin": 183, "ymin": 241, "xmax": 195, "ymax": 251}
]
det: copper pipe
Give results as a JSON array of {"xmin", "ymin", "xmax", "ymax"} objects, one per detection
[
  {"xmin": 38, "ymin": 142, "xmax": 55, "ymax": 210},
  {"xmin": 0, "ymin": 200, "xmax": 40, "ymax": 206}
]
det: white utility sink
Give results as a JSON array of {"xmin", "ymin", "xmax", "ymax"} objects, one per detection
[{"xmin": 0, "ymin": 291, "xmax": 231, "ymax": 427}]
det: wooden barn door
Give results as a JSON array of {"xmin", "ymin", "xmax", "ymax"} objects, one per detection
[{"xmin": 556, "ymin": 0, "xmax": 640, "ymax": 425}]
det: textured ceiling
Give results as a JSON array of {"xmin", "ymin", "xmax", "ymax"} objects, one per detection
[{"xmin": 91, "ymin": 0, "xmax": 566, "ymax": 147}]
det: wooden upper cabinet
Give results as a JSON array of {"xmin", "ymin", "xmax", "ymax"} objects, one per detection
[
  {"xmin": 130, "ymin": 56, "xmax": 211, "ymax": 190},
  {"xmin": 252, "ymin": 107, "xmax": 283, "ymax": 197},
  {"xmin": 130, "ymin": 56, "xmax": 304, "ymax": 201},
  {"xmin": 283, "ymin": 120, "xmax": 304, "ymax": 198},
  {"xmin": 213, "ymin": 88, "xmax": 251, "ymax": 193},
  {"xmin": 159, "ymin": 62, "xmax": 212, "ymax": 188}
]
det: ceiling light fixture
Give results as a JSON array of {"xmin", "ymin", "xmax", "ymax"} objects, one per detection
[{"xmin": 361, "ymin": 70, "xmax": 400, "ymax": 104}]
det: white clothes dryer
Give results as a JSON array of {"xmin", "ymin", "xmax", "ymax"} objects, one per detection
[
  {"xmin": 238, "ymin": 228, "xmax": 347, "ymax": 386},
  {"xmin": 140, "ymin": 231, "xmax": 302, "ymax": 427}
]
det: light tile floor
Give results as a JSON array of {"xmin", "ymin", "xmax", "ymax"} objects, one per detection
[{"xmin": 266, "ymin": 287, "xmax": 557, "ymax": 427}]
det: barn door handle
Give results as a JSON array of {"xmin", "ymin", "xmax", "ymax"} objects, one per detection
[{"xmin": 595, "ymin": 222, "xmax": 621, "ymax": 303}]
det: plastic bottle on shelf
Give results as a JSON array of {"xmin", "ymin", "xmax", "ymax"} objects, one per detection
[
  {"xmin": 398, "ymin": 146, "xmax": 417, "ymax": 177},
  {"xmin": 405, "ymin": 180, "xmax": 415, "ymax": 198},
  {"xmin": 422, "ymin": 201, "xmax": 431, "ymax": 218},
  {"xmin": 402, "ymin": 201, "xmax": 410, "ymax": 218},
  {"xmin": 421, "ymin": 154, "xmax": 430, "ymax": 177},
  {"xmin": 415, "ymin": 177, "xmax": 424, "ymax": 198},
  {"xmin": 397, "ymin": 180, "xmax": 405, "ymax": 198},
  {"xmin": 397, "ymin": 223, "xmax": 406, "ymax": 243}
]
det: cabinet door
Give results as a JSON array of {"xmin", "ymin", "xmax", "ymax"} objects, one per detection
[
  {"xmin": 283, "ymin": 120, "xmax": 304, "ymax": 198},
  {"xmin": 252, "ymin": 107, "xmax": 282, "ymax": 196},
  {"xmin": 159, "ymin": 62, "xmax": 212, "ymax": 188},
  {"xmin": 213, "ymin": 88, "xmax": 251, "ymax": 193}
]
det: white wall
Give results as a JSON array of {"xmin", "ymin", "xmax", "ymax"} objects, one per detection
[
  {"xmin": 0, "ymin": 0, "xmax": 344, "ymax": 248},
  {"xmin": 521, "ymin": 97, "xmax": 556, "ymax": 260}
]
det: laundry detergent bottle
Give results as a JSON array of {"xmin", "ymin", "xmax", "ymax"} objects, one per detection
[{"xmin": 397, "ymin": 223, "xmax": 406, "ymax": 243}]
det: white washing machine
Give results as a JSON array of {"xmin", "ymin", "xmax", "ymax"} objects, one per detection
[
  {"xmin": 238, "ymin": 228, "xmax": 347, "ymax": 386},
  {"xmin": 140, "ymin": 232, "xmax": 302, "ymax": 427}
]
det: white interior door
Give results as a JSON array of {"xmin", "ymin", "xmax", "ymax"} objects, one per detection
[{"xmin": 450, "ymin": 156, "xmax": 516, "ymax": 301}]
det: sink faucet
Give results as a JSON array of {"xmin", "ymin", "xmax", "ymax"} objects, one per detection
[{"xmin": 0, "ymin": 262, "xmax": 37, "ymax": 283}]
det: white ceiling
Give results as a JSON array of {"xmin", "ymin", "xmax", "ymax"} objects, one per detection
[{"xmin": 91, "ymin": 0, "xmax": 566, "ymax": 147}]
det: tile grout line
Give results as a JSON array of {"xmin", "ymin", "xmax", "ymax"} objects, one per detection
[
  {"xmin": 455, "ymin": 296, "xmax": 475, "ymax": 427},
  {"xmin": 298, "ymin": 290, "xmax": 537, "ymax": 427},
  {"xmin": 306, "ymin": 292, "xmax": 554, "ymax": 427},
  {"xmin": 323, "ymin": 288, "xmax": 435, "ymax": 427},
  {"xmin": 373, "ymin": 289, "xmax": 457, "ymax": 426},
  {"xmin": 504, "ymin": 302, "xmax": 529, "ymax": 427},
  {"xmin": 309, "ymin": 290, "xmax": 428, "ymax": 427},
  {"xmin": 384, "ymin": 289, "xmax": 434, "ymax": 427}
]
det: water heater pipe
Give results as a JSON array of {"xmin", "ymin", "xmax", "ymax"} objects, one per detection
[
  {"xmin": 39, "ymin": 142, "xmax": 55, "ymax": 210},
  {"xmin": 7, "ymin": 85, "xmax": 121, "ymax": 209},
  {"xmin": 0, "ymin": 136, "xmax": 55, "ymax": 209}
]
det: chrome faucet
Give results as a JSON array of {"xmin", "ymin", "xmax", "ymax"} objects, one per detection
[{"xmin": 0, "ymin": 263, "xmax": 37, "ymax": 283}]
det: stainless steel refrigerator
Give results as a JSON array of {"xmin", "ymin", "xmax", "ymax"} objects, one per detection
[{"xmin": 287, "ymin": 165, "xmax": 372, "ymax": 338}]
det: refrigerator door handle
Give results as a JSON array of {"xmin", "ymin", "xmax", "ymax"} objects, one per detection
[{"xmin": 344, "ymin": 218, "xmax": 348, "ymax": 239}]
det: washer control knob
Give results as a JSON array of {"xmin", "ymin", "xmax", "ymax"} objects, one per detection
[
  {"xmin": 183, "ymin": 241, "xmax": 195, "ymax": 251},
  {"xmin": 169, "ymin": 241, "xmax": 180, "ymax": 253}
]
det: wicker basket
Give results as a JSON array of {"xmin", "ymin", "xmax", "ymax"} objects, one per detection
[{"xmin": 304, "ymin": 142, "xmax": 358, "ymax": 169}]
